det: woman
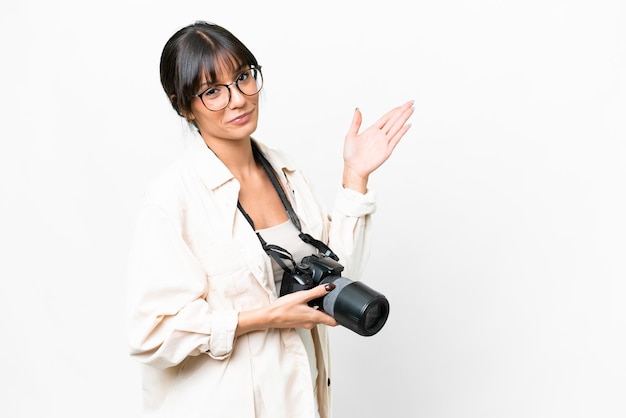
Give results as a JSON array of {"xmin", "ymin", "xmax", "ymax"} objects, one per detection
[{"xmin": 126, "ymin": 21, "xmax": 414, "ymax": 418}]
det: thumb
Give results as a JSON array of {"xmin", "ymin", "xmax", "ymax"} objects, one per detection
[{"xmin": 347, "ymin": 107, "xmax": 362, "ymax": 138}]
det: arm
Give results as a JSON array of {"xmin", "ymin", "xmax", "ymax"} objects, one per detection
[
  {"xmin": 126, "ymin": 202, "xmax": 231, "ymax": 369},
  {"xmin": 235, "ymin": 283, "xmax": 337, "ymax": 337},
  {"xmin": 127, "ymin": 200, "xmax": 337, "ymax": 369},
  {"xmin": 326, "ymin": 100, "xmax": 414, "ymax": 278}
]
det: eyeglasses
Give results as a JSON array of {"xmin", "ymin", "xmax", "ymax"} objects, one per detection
[{"xmin": 193, "ymin": 66, "xmax": 263, "ymax": 111}]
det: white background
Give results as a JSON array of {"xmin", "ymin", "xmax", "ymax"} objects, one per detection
[{"xmin": 1, "ymin": 1, "xmax": 625, "ymax": 417}]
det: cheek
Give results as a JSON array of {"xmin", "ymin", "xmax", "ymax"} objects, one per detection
[
  {"xmin": 194, "ymin": 113, "xmax": 222, "ymax": 135},
  {"xmin": 186, "ymin": 99, "xmax": 204, "ymax": 121},
  {"xmin": 189, "ymin": 101, "xmax": 220, "ymax": 126}
]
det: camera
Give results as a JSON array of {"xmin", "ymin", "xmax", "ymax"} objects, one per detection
[{"xmin": 279, "ymin": 253, "xmax": 390, "ymax": 337}]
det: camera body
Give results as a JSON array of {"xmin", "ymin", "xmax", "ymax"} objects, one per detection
[{"xmin": 280, "ymin": 253, "xmax": 389, "ymax": 336}]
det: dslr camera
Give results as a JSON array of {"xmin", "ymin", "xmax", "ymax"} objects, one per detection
[{"xmin": 280, "ymin": 253, "xmax": 389, "ymax": 336}]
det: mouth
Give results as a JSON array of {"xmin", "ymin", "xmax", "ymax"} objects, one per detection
[{"xmin": 228, "ymin": 110, "xmax": 253, "ymax": 125}]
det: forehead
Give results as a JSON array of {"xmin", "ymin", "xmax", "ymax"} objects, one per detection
[{"xmin": 200, "ymin": 53, "xmax": 246, "ymax": 85}]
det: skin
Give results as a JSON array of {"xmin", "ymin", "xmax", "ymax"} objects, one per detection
[{"xmin": 185, "ymin": 65, "xmax": 414, "ymax": 337}]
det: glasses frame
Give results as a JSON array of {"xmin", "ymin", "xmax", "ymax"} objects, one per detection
[{"xmin": 193, "ymin": 65, "xmax": 263, "ymax": 112}]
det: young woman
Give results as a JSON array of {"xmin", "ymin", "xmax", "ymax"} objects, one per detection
[{"xmin": 126, "ymin": 21, "xmax": 414, "ymax": 418}]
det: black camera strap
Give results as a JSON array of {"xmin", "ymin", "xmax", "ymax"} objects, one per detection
[
  {"xmin": 236, "ymin": 199, "xmax": 297, "ymax": 273},
  {"xmin": 236, "ymin": 142, "xmax": 339, "ymax": 273}
]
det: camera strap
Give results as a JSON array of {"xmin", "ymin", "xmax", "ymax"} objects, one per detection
[
  {"xmin": 236, "ymin": 142, "xmax": 340, "ymax": 273},
  {"xmin": 237, "ymin": 199, "xmax": 298, "ymax": 273}
]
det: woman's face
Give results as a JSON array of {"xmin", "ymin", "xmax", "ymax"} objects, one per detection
[{"xmin": 188, "ymin": 64, "xmax": 260, "ymax": 144}]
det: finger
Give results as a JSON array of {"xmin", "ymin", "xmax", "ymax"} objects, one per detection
[
  {"xmin": 377, "ymin": 104, "xmax": 414, "ymax": 141},
  {"xmin": 374, "ymin": 100, "xmax": 414, "ymax": 132},
  {"xmin": 316, "ymin": 312, "xmax": 338, "ymax": 327},
  {"xmin": 387, "ymin": 123, "xmax": 412, "ymax": 151},
  {"xmin": 305, "ymin": 283, "xmax": 336, "ymax": 302},
  {"xmin": 347, "ymin": 108, "xmax": 363, "ymax": 139},
  {"xmin": 383, "ymin": 105, "xmax": 415, "ymax": 140}
]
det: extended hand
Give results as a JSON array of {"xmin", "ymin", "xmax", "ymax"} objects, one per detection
[{"xmin": 342, "ymin": 100, "xmax": 414, "ymax": 193}]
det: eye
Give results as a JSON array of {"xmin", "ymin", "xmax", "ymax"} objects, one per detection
[
  {"xmin": 203, "ymin": 86, "xmax": 222, "ymax": 98},
  {"xmin": 237, "ymin": 70, "xmax": 250, "ymax": 82}
]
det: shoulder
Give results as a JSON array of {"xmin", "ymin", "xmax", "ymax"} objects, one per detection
[
  {"xmin": 144, "ymin": 136, "xmax": 234, "ymax": 201},
  {"xmin": 140, "ymin": 155, "xmax": 192, "ymax": 209},
  {"xmin": 141, "ymin": 138, "xmax": 207, "ymax": 204}
]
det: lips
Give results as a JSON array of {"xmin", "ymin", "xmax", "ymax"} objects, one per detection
[{"xmin": 228, "ymin": 110, "xmax": 253, "ymax": 124}]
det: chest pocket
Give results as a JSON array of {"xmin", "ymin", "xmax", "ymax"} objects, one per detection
[{"xmin": 196, "ymin": 241, "xmax": 250, "ymax": 296}]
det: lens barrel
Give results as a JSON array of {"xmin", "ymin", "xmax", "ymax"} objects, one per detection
[{"xmin": 321, "ymin": 277, "xmax": 390, "ymax": 336}]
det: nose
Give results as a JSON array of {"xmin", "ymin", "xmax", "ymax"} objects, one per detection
[{"xmin": 227, "ymin": 83, "xmax": 246, "ymax": 108}]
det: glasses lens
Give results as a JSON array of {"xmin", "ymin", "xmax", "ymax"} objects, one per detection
[
  {"xmin": 201, "ymin": 85, "xmax": 229, "ymax": 111},
  {"xmin": 199, "ymin": 68, "xmax": 263, "ymax": 111},
  {"xmin": 237, "ymin": 68, "xmax": 263, "ymax": 96}
]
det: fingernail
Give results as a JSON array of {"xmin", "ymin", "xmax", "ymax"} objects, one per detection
[{"xmin": 324, "ymin": 283, "xmax": 336, "ymax": 291}]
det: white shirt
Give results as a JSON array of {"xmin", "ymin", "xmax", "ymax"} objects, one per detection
[
  {"xmin": 126, "ymin": 134, "xmax": 377, "ymax": 418},
  {"xmin": 256, "ymin": 219, "xmax": 320, "ymax": 417}
]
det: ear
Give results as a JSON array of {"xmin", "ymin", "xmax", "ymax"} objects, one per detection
[
  {"xmin": 183, "ymin": 111, "xmax": 196, "ymax": 122},
  {"xmin": 170, "ymin": 94, "xmax": 195, "ymax": 121}
]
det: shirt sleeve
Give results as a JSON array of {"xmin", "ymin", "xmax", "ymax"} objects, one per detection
[
  {"xmin": 126, "ymin": 198, "xmax": 238, "ymax": 369},
  {"xmin": 328, "ymin": 184, "xmax": 377, "ymax": 280}
]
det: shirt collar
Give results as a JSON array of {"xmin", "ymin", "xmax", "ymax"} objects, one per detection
[{"xmin": 187, "ymin": 132, "xmax": 298, "ymax": 191}]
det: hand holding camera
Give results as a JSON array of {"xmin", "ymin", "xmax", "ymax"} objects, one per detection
[
  {"xmin": 280, "ymin": 253, "xmax": 390, "ymax": 337},
  {"xmin": 266, "ymin": 283, "xmax": 339, "ymax": 329}
]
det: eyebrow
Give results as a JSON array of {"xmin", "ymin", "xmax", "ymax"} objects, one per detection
[{"xmin": 199, "ymin": 64, "xmax": 249, "ymax": 89}]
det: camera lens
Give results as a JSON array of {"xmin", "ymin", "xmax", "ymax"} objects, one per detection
[
  {"xmin": 363, "ymin": 299, "xmax": 389, "ymax": 335},
  {"xmin": 321, "ymin": 277, "xmax": 390, "ymax": 336},
  {"xmin": 364, "ymin": 305, "xmax": 381, "ymax": 329}
]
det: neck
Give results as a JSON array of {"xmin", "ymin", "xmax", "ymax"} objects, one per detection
[{"xmin": 203, "ymin": 137, "xmax": 258, "ymax": 180}]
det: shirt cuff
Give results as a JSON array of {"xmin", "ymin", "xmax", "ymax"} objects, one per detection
[
  {"xmin": 334, "ymin": 184, "xmax": 377, "ymax": 217},
  {"xmin": 205, "ymin": 310, "xmax": 239, "ymax": 359}
]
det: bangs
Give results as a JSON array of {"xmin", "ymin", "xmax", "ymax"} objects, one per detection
[
  {"xmin": 179, "ymin": 32, "xmax": 254, "ymax": 98},
  {"xmin": 199, "ymin": 52, "xmax": 245, "ymax": 88}
]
